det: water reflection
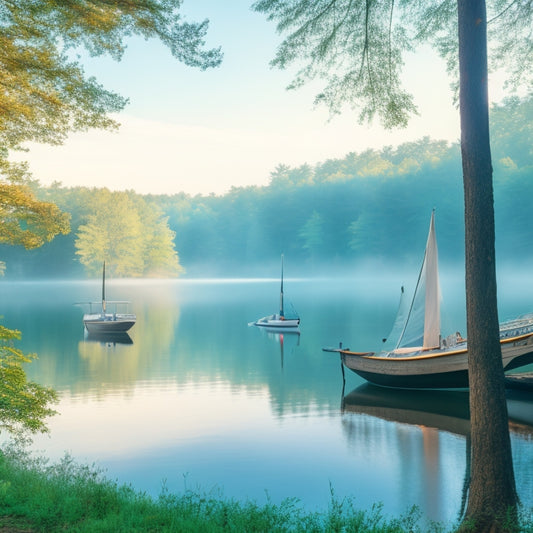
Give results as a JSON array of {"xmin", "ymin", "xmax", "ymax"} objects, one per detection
[
  {"xmin": 84, "ymin": 332, "xmax": 133, "ymax": 345},
  {"xmin": 2, "ymin": 278, "xmax": 533, "ymax": 524},
  {"xmin": 342, "ymin": 384, "xmax": 533, "ymax": 438},
  {"xmin": 341, "ymin": 384, "xmax": 533, "ymax": 522},
  {"xmin": 252, "ymin": 327, "xmax": 300, "ymax": 369},
  {"xmin": 342, "ymin": 385, "xmax": 471, "ymax": 435}
]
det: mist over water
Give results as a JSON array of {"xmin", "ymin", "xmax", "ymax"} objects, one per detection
[{"xmin": 2, "ymin": 270, "xmax": 533, "ymax": 527}]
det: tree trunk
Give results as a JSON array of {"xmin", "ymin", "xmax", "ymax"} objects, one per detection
[{"xmin": 457, "ymin": 1, "xmax": 518, "ymax": 531}]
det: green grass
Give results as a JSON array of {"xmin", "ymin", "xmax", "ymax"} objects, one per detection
[{"xmin": 1, "ymin": 445, "xmax": 532, "ymax": 533}]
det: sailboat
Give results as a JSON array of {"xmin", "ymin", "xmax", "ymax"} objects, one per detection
[
  {"xmin": 339, "ymin": 211, "xmax": 533, "ymax": 389},
  {"xmin": 253, "ymin": 254, "xmax": 300, "ymax": 329},
  {"xmin": 83, "ymin": 262, "xmax": 136, "ymax": 333}
]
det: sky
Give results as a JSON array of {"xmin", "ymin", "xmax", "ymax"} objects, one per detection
[{"xmin": 13, "ymin": 1, "xmax": 505, "ymax": 197}]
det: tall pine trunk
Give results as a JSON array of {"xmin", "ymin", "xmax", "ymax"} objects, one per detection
[{"xmin": 458, "ymin": 1, "xmax": 518, "ymax": 530}]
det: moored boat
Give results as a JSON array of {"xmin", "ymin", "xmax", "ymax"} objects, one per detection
[
  {"xmin": 339, "ymin": 211, "xmax": 533, "ymax": 389},
  {"xmin": 253, "ymin": 254, "xmax": 300, "ymax": 330},
  {"xmin": 82, "ymin": 262, "xmax": 136, "ymax": 333}
]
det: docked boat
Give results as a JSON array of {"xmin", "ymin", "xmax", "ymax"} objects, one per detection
[
  {"xmin": 339, "ymin": 211, "xmax": 533, "ymax": 389},
  {"xmin": 83, "ymin": 262, "xmax": 136, "ymax": 333},
  {"xmin": 254, "ymin": 254, "xmax": 300, "ymax": 329}
]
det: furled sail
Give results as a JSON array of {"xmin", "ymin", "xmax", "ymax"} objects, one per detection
[{"xmin": 279, "ymin": 253, "xmax": 284, "ymax": 318}]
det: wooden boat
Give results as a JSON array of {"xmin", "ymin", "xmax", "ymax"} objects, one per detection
[
  {"xmin": 83, "ymin": 262, "xmax": 136, "ymax": 333},
  {"xmin": 254, "ymin": 254, "xmax": 300, "ymax": 329},
  {"xmin": 340, "ymin": 211, "xmax": 533, "ymax": 389}
]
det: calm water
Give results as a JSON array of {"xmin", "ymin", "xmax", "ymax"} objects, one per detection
[{"xmin": 2, "ymin": 272, "xmax": 533, "ymax": 527}]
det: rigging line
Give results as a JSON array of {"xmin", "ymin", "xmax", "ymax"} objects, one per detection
[{"xmin": 395, "ymin": 244, "xmax": 427, "ymax": 350}]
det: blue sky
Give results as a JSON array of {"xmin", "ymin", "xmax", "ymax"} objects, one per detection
[{"xmin": 16, "ymin": 1, "xmax": 474, "ymax": 196}]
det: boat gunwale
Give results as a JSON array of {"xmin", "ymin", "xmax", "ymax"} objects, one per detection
[
  {"xmin": 341, "ymin": 330, "xmax": 533, "ymax": 362},
  {"xmin": 83, "ymin": 314, "xmax": 136, "ymax": 321},
  {"xmin": 254, "ymin": 320, "xmax": 300, "ymax": 328}
]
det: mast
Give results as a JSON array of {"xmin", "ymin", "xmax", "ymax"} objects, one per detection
[
  {"xmin": 102, "ymin": 261, "xmax": 106, "ymax": 314},
  {"xmin": 279, "ymin": 254, "xmax": 284, "ymax": 318}
]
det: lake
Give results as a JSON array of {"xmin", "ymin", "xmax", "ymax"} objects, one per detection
[{"xmin": 2, "ymin": 270, "xmax": 533, "ymax": 527}]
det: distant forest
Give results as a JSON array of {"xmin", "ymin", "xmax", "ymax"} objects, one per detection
[{"xmin": 1, "ymin": 95, "xmax": 532, "ymax": 279}]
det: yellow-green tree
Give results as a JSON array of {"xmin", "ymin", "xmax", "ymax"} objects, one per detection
[
  {"xmin": 0, "ymin": 0, "xmax": 220, "ymax": 437},
  {"xmin": 0, "ymin": 1, "xmax": 221, "ymax": 163},
  {"xmin": 0, "ymin": 179, "xmax": 70, "ymax": 249},
  {"xmin": 132, "ymin": 195, "xmax": 185, "ymax": 278},
  {"xmin": 75, "ymin": 189, "xmax": 183, "ymax": 277},
  {"xmin": 0, "ymin": 0, "xmax": 221, "ymax": 270},
  {"xmin": 0, "ymin": 325, "xmax": 57, "ymax": 438}
]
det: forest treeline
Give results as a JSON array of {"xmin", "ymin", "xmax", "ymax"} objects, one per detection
[{"xmin": 1, "ymin": 95, "xmax": 532, "ymax": 279}]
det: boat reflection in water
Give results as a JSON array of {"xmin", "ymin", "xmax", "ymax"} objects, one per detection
[
  {"xmin": 84, "ymin": 331, "xmax": 133, "ymax": 346},
  {"xmin": 341, "ymin": 383, "xmax": 533, "ymax": 523},
  {"xmin": 342, "ymin": 383, "xmax": 533, "ymax": 435},
  {"xmin": 254, "ymin": 326, "xmax": 300, "ymax": 369}
]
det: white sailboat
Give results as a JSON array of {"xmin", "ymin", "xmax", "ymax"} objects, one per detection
[
  {"xmin": 83, "ymin": 262, "xmax": 136, "ymax": 333},
  {"xmin": 340, "ymin": 211, "xmax": 533, "ymax": 389},
  {"xmin": 254, "ymin": 254, "xmax": 300, "ymax": 330}
]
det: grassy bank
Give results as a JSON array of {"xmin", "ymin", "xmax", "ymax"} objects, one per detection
[{"xmin": 1, "ymin": 446, "xmax": 531, "ymax": 533}]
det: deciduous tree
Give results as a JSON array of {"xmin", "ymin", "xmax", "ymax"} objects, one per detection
[
  {"xmin": 0, "ymin": 0, "xmax": 222, "ymax": 256},
  {"xmin": 0, "ymin": 0, "xmax": 222, "ymax": 159},
  {"xmin": 299, "ymin": 210, "xmax": 324, "ymax": 262},
  {"xmin": 0, "ymin": 180, "xmax": 70, "ymax": 250},
  {"xmin": 0, "ymin": 325, "xmax": 57, "ymax": 438},
  {"xmin": 75, "ymin": 189, "xmax": 182, "ymax": 277},
  {"xmin": 0, "ymin": 167, "xmax": 70, "ymax": 273}
]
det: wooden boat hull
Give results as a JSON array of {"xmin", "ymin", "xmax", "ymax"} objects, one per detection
[
  {"xmin": 341, "ymin": 332, "xmax": 533, "ymax": 389},
  {"xmin": 83, "ymin": 314, "xmax": 136, "ymax": 333}
]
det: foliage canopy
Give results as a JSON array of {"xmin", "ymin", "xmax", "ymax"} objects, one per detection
[
  {"xmin": 75, "ymin": 188, "xmax": 183, "ymax": 277},
  {"xmin": 0, "ymin": 0, "xmax": 220, "ymax": 271},
  {"xmin": 252, "ymin": 0, "xmax": 533, "ymax": 127},
  {"xmin": 3, "ymin": 95, "xmax": 533, "ymax": 279},
  {"xmin": 0, "ymin": 180, "xmax": 70, "ymax": 250},
  {"xmin": 0, "ymin": 0, "xmax": 222, "ymax": 157},
  {"xmin": 0, "ymin": 325, "xmax": 57, "ymax": 438}
]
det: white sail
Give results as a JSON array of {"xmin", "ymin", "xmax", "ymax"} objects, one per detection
[
  {"xmin": 395, "ymin": 211, "xmax": 441, "ymax": 350},
  {"xmin": 382, "ymin": 286, "xmax": 407, "ymax": 351},
  {"xmin": 422, "ymin": 211, "xmax": 440, "ymax": 348}
]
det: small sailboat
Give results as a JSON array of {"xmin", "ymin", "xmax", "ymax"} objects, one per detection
[
  {"xmin": 254, "ymin": 254, "xmax": 300, "ymax": 330},
  {"xmin": 339, "ymin": 211, "xmax": 533, "ymax": 389},
  {"xmin": 83, "ymin": 262, "xmax": 136, "ymax": 333}
]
